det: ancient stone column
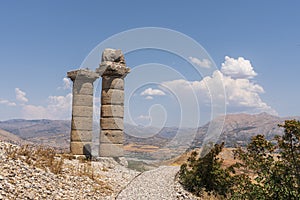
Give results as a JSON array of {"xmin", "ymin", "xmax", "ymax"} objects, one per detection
[
  {"xmin": 97, "ymin": 49, "xmax": 130, "ymax": 157},
  {"xmin": 67, "ymin": 69, "xmax": 99, "ymax": 157}
]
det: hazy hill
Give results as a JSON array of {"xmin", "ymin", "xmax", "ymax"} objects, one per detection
[
  {"xmin": 0, "ymin": 113, "xmax": 299, "ymax": 155},
  {"xmin": 192, "ymin": 112, "xmax": 300, "ymax": 148},
  {"xmin": 0, "ymin": 119, "xmax": 70, "ymax": 149},
  {"xmin": 0, "ymin": 129, "xmax": 28, "ymax": 145}
]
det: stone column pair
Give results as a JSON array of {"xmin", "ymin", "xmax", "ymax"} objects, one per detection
[{"xmin": 67, "ymin": 49, "xmax": 129, "ymax": 157}]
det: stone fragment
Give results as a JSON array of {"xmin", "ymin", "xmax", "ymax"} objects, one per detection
[{"xmin": 101, "ymin": 48, "xmax": 125, "ymax": 63}]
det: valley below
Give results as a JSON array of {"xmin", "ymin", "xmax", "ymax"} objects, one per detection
[{"xmin": 0, "ymin": 112, "xmax": 299, "ymax": 162}]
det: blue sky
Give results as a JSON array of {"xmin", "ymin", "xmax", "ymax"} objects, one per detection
[{"xmin": 0, "ymin": 1, "xmax": 299, "ymax": 128}]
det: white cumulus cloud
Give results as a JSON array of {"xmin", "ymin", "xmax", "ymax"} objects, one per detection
[
  {"xmin": 145, "ymin": 96, "xmax": 153, "ymax": 100},
  {"xmin": 136, "ymin": 115, "xmax": 151, "ymax": 120},
  {"xmin": 0, "ymin": 99, "xmax": 16, "ymax": 106},
  {"xmin": 15, "ymin": 88, "xmax": 28, "ymax": 103},
  {"xmin": 57, "ymin": 78, "xmax": 72, "ymax": 90},
  {"xmin": 162, "ymin": 59, "xmax": 277, "ymax": 116},
  {"xmin": 62, "ymin": 78, "xmax": 71, "ymax": 90},
  {"xmin": 189, "ymin": 56, "xmax": 212, "ymax": 68},
  {"xmin": 221, "ymin": 56, "xmax": 257, "ymax": 79},
  {"xmin": 21, "ymin": 93, "xmax": 72, "ymax": 120},
  {"xmin": 140, "ymin": 88, "xmax": 166, "ymax": 96}
]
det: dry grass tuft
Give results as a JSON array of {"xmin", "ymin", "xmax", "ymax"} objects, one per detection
[
  {"xmin": 3, "ymin": 143, "xmax": 113, "ymax": 195},
  {"xmin": 5, "ymin": 144, "xmax": 64, "ymax": 174}
]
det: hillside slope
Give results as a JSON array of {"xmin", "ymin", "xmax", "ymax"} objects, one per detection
[
  {"xmin": 192, "ymin": 112, "xmax": 300, "ymax": 148},
  {"xmin": 0, "ymin": 129, "xmax": 27, "ymax": 144}
]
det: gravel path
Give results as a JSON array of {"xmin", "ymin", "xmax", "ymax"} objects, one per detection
[{"xmin": 116, "ymin": 166, "xmax": 180, "ymax": 200}]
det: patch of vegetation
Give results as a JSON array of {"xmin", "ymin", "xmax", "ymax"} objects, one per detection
[
  {"xmin": 5, "ymin": 144, "xmax": 64, "ymax": 174},
  {"xmin": 4, "ymin": 144, "xmax": 113, "ymax": 194},
  {"xmin": 179, "ymin": 120, "xmax": 300, "ymax": 199},
  {"xmin": 179, "ymin": 142, "xmax": 233, "ymax": 198}
]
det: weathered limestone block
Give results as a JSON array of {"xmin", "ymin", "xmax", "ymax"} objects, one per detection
[
  {"xmin": 101, "ymin": 49, "xmax": 125, "ymax": 63},
  {"xmin": 72, "ymin": 106, "xmax": 93, "ymax": 117},
  {"xmin": 67, "ymin": 69, "xmax": 99, "ymax": 81},
  {"xmin": 71, "ymin": 130, "xmax": 92, "ymax": 142},
  {"xmin": 102, "ymin": 76, "xmax": 124, "ymax": 90},
  {"xmin": 100, "ymin": 118, "xmax": 124, "ymax": 130},
  {"xmin": 101, "ymin": 105, "xmax": 124, "ymax": 118},
  {"xmin": 99, "ymin": 62, "xmax": 130, "ymax": 76},
  {"xmin": 71, "ymin": 142, "xmax": 92, "ymax": 155},
  {"xmin": 100, "ymin": 130, "xmax": 123, "ymax": 144},
  {"xmin": 73, "ymin": 82, "xmax": 94, "ymax": 95},
  {"xmin": 72, "ymin": 116, "xmax": 93, "ymax": 130},
  {"xmin": 101, "ymin": 89, "xmax": 124, "ymax": 105},
  {"xmin": 99, "ymin": 144, "xmax": 123, "ymax": 157},
  {"xmin": 73, "ymin": 95, "xmax": 93, "ymax": 107}
]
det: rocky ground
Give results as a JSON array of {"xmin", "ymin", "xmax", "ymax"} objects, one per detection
[
  {"xmin": 117, "ymin": 166, "xmax": 198, "ymax": 200},
  {"xmin": 0, "ymin": 140, "xmax": 198, "ymax": 200}
]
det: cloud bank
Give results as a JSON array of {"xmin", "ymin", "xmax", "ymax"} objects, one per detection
[{"xmin": 162, "ymin": 56, "xmax": 277, "ymax": 115}]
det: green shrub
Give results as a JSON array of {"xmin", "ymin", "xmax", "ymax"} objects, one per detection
[
  {"xmin": 179, "ymin": 120, "xmax": 300, "ymax": 199},
  {"xmin": 179, "ymin": 142, "xmax": 233, "ymax": 198}
]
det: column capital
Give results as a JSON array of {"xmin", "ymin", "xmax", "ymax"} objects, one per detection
[
  {"xmin": 96, "ymin": 48, "xmax": 130, "ymax": 77},
  {"xmin": 67, "ymin": 69, "xmax": 99, "ymax": 82}
]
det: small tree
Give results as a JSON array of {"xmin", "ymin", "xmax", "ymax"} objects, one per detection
[
  {"xmin": 180, "ymin": 120, "xmax": 300, "ymax": 199},
  {"xmin": 232, "ymin": 120, "xmax": 300, "ymax": 199},
  {"xmin": 179, "ymin": 142, "xmax": 233, "ymax": 197}
]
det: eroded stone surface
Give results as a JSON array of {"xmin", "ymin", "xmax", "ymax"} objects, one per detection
[
  {"xmin": 71, "ymin": 130, "xmax": 92, "ymax": 142},
  {"xmin": 72, "ymin": 117, "xmax": 93, "ymax": 130},
  {"xmin": 100, "ymin": 118, "xmax": 124, "ymax": 130},
  {"xmin": 99, "ymin": 144, "xmax": 124, "ymax": 157},
  {"xmin": 70, "ymin": 142, "xmax": 92, "ymax": 155},
  {"xmin": 101, "ymin": 48, "xmax": 125, "ymax": 63},
  {"xmin": 102, "ymin": 77, "xmax": 124, "ymax": 90},
  {"xmin": 99, "ymin": 62, "xmax": 130, "ymax": 77},
  {"xmin": 73, "ymin": 95, "xmax": 93, "ymax": 107},
  {"xmin": 72, "ymin": 106, "xmax": 93, "ymax": 117},
  {"xmin": 100, "ymin": 130, "xmax": 123, "ymax": 144},
  {"xmin": 101, "ymin": 105, "xmax": 124, "ymax": 118},
  {"xmin": 101, "ymin": 89, "xmax": 124, "ymax": 105},
  {"xmin": 67, "ymin": 69, "xmax": 99, "ymax": 81},
  {"xmin": 73, "ymin": 82, "xmax": 94, "ymax": 95}
]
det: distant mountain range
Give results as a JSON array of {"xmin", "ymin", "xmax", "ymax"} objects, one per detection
[
  {"xmin": 0, "ymin": 113, "xmax": 299, "ymax": 155},
  {"xmin": 0, "ymin": 119, "xmax": 70, "ymax": 149}
]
